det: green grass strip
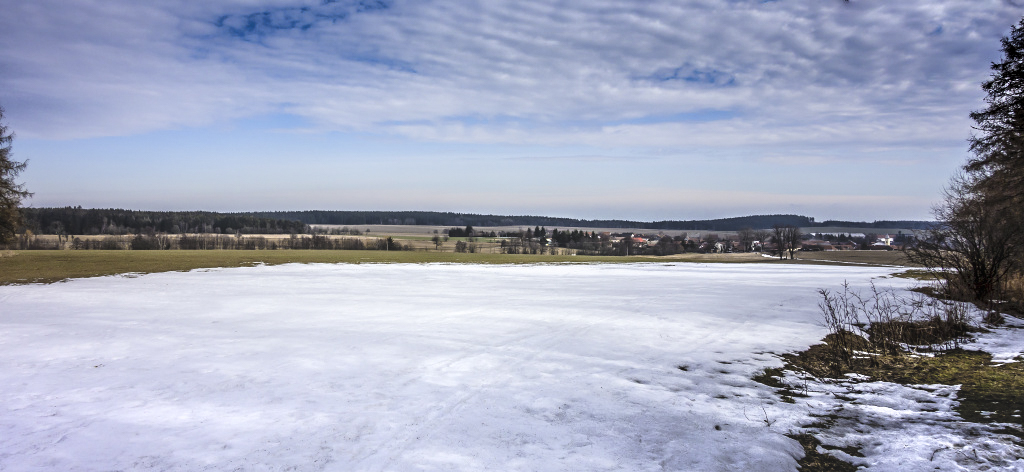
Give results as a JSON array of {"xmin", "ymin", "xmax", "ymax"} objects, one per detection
[{"xmin": 0, "ymin": 250, "xmax": 664, "ymax": 285}]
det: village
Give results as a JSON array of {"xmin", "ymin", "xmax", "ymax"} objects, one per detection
[{"xmin": 443, "ymin": 225, "xmax": 916, "ymax": 256}]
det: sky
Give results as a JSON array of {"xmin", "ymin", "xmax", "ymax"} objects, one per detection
[{"xmin": 1, "ymin": 0, "xmax": 1021, "ymax": 222}]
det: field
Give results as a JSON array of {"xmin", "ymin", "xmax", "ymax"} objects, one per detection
[
  {"xmin": 4, "ymin": 224, "xmax": 913, "ymax": 286},
  {"xmin": 1, "ymin": 263, "xmax": 1020, "ymax": 471},
  {"xmin": 0, "ymin": 250, "xmax": 791, "ymax": 286},
  {"xmin": 787, "ymin": 250, "xmax": 907, "ymax": 266}
]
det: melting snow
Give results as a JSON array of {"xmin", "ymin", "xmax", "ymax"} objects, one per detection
[{"xmin": 0, "ymin": 263, "xmax": 1020, "ymax": 471}]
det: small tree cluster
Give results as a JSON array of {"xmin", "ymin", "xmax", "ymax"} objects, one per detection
[{"xmin": 770, "ymin": 225, "xmax": 801, "ymax": 260}]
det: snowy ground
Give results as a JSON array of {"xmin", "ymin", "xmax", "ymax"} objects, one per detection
[{"xmin": 0, "ymin": 263, "xmax": 1019, "ymax": 471}]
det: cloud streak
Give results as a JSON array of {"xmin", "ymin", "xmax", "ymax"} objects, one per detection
[
  {"xmin": 3, "ymin": 1, "xmax": 1015, "ymax": 140},
  {"xmin": 1, "ymin": 0, "xmax": 1020, "ymax": 219}
]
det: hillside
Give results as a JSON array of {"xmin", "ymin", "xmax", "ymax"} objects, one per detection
[{"xmin": 20, "ymin": 208, "xmax": 932, "ymax": 235}]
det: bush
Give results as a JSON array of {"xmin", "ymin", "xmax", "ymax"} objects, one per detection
[{"xmin": 818, "ymin": 282, "xmax": 975, "ymax": 372}]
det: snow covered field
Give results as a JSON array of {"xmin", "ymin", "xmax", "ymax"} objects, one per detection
[{"xmin": 0, "ymin": 263, "xmax": 1019, "ymax": 471}]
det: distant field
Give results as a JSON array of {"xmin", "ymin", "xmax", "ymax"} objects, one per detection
[
  {"xmin": 793, "ymin": 250, "xmax": 909, "ymax": 266},
  {"xmin": 0, "ymin": 249, "xmax": 912, "ymax": 286},
  {"xmin": 0, "ymin": 250, "xmax": 578, "ymax": 285},
  {"xmin": 804, "ymin": 226, "xmax": 922, "ymax": 236}
]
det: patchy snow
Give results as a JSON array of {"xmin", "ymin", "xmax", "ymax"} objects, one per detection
[
  {"xmin": 965, "ymin": 313, "xmax": 1024, "ymax": 365},
  {"xmin": 0, "ymin": 263, "xmax": 1018, "ymax": 471},
  {"xmin": 773, "ymin": 371, "xmax": 1023, "ymax": 471}
]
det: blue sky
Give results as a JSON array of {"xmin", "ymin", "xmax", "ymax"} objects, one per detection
[{"xmin": 1, "ymin": 0, "xmax": 1020, "ymax": 221}]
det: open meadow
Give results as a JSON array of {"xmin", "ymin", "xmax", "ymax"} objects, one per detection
[
  {"xmin": 0, "ymin": 262, "xmax": 1020, "ymax": 471},
  {"xmin": 0, "ymin": 250, "xmax": 783, "ymax": 286}
]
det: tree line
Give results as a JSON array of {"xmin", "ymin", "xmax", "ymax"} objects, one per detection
[
  {"xmin": 6, "ymin": 206, "xmax": 933, "ymax": 241},
  {"xmin": 248, "ymin": 211, "xmax": 929, "ymax": 232},
  {"xmin": 20, "ymin": 207, "xmax": 310, "ymax": 236},
  {"xmin": 13, "ymin": 233, "xmax": 410, "ymax": 251}
]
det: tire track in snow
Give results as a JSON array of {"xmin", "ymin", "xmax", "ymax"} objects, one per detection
[{"xmin": 349, "ymin": 305, "xmax": 632, "ymax": 470}]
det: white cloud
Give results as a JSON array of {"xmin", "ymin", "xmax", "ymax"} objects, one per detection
[
  {"xmin": 2, "ymin": 0, "xmax": 1020, "ymax": 219},
  {"xmin": 2, "ymin": 0, "xmax": 1017, "ymax": 144}
]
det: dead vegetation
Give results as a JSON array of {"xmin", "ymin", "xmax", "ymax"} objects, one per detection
[
  {"xmin": 750, "ymin": 282, "xmax": 1024, "ymax": 470},
  {"xmin": 817, "ymin": 282, "xmax": 975, "ymax": 372},
  {"xmin": 786, "ymin": 434, "xmax": 859, "ymax": 472}
]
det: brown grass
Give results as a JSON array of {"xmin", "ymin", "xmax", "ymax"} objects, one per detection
[
  {"xmin": 0, "ymin": 250, "xmax": 771, "ymax": 285},
  {"xmin": 793, "ymin": 250, "xmax": 912, "ymax": 266},
  {"xmin": 0, "ymin": 247, "xmax": 911, "ymax": 286}
]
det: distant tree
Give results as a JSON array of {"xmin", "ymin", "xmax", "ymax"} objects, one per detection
[
  {"xmin": 377, "ymin": 236, "xmax": 400, "ymax": 251},
  {"xmin": 617, "ymin": 236, "xmax": 632, "ymax": 256},
  {"xmin": 537, "ymin": 226, "xmax": 548, "ymax": 246},
  {"xmin": 737, "ymin": 227, "xmax": 755, "ymax": 252},
  {"xmin": 0, "ymin": 106, "xmax": 30, "ymax": 244},
  {"xmin": 753, "ymin": 229, "xmax": 771, "ymax": 252},
  {"xmin": 784, "ymin": 225, "xmax": 802, "ymax": 260},
  {"xmin": 862, "ymin": 233, "xmax": 878, "ymax": 250},
  {"xmin": 431, "ymin": 234, "xmax": 443, "ymax": 250},
  {"xmin": 656, "ymin": 235, "xmax": 679, "ymax": 256},
  {"xmin": 767, "ymin": 225, "xmax": 800, "ymax": 259},
  {"xmin": 771, "ymin": 225, "xmax": 786, "ymax": 260}
]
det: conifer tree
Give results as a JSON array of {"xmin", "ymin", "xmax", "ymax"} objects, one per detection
[
  {"xmin": 0, "ymin": 106, "xmax": 31, "ymax": 244},
  {"xmin": 966, "ymin": 18, "xmax": 1024, "ymax": 202},
  {"xmin": 909, "ymin": 19, "xmax": 1024, "ymax": 299}
]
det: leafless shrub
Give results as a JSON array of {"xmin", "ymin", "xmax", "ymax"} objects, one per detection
[
  {"xmin": 982, "ymin": 310, "xmax": 1005, "ymax": 326},
  {"xmin": 817, "ymin": 282, "xmax": 863, "ymax": 369},
  {"xmin": 905, "ymin": 173, "xmax": 1021, "ymax": 303},
  {"xmin": 818, "ymin": 282, "xmax": 975, "ymax": 371},
  {"xmin": 867, "ymin": 293, "xmax": 972, "ymax": 352}
]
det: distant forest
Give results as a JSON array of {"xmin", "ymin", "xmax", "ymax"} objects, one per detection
[
  {"xmin": 249, "ymin": 211, "xmax": 933, "ymax": 231},
  {"xmin": 22, "ymin": 207, "xmax": 309, "ymax": 235},
  {"xmin": 20, "ymin": 207, "xmax": 933, "ymax": 235}
]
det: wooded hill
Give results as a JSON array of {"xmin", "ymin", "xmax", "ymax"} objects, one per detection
[
  {"xmin": 249, "ymin": 211, "xmax": 932, "ymax": 232},
  {"xmin": 20, "ymin": 208, "xmax": 932, "ymax": 235}
]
